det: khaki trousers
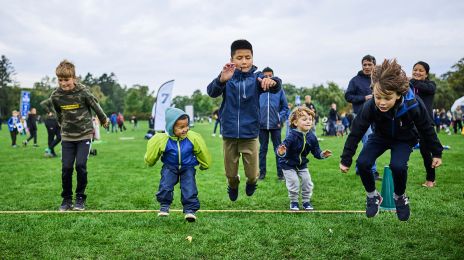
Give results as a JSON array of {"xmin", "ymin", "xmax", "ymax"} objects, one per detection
[{"xmin": 223, "ymin": 138, "xmax": 259, "ymax": 188}]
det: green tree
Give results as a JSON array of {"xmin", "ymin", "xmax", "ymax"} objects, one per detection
[{"xmin": 0, "ymin": 55, "xmax": 17, "ymax": 118}]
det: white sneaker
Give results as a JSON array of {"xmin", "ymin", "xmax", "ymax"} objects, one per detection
[
  {"xmin": 185, "ymin": 213, "xmax": 196, "ymax": 222},
  {"xmin": 212, "ymin": 133, "xmax": 216, "ymax": 137},
  {"xmin": 158, "ymin": 211, "xmax": 169, "ymax": 217}
]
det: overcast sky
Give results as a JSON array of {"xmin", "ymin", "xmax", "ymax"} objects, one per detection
[{"xmin": 1, "ymin": 0, "xmax": 463, "ymax": 97}]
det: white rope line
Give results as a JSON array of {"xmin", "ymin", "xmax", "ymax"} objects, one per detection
[{"xmin": 0, "ymin": 209, "xmax": 368, "ymax": 214}]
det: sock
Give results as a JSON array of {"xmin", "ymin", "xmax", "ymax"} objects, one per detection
[
  {"xmin": 367, "ymin": 190, "xmax": 378, "ymax": 198},
  {"xmin": 393, "ymin": 193, "xmax": 404, "ymax": 200}
]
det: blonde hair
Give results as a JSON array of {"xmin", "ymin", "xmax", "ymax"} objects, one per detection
[
  {"xmin": 371, "ymin": 59, "xmax": 409, "ymax": 95},
  {"xmin": 289, "ymin": 106, "xmax": 315, "ymax": 128},
  {"xmin": 56, "ymin": 59, "xmax": 76, "ymax": 78}
]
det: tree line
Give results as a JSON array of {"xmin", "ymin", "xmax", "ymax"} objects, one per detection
[{"xmin": 1, "ymin": 54, "xmax": 463, "ymax": 120}]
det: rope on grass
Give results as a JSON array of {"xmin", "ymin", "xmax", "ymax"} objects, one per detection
[{"xmin": 0, "ymin": 209, "xmax": 366, "ymax": 214}]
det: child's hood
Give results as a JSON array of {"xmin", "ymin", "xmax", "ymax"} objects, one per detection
[{"xmin": 165, "ymin": 107, "xmax": 189, "ymax": 137}]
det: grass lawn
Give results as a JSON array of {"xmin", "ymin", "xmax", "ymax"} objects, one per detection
[{"xmin": 0, "ymin": 121, "xmax": 463, "ymax": 259}]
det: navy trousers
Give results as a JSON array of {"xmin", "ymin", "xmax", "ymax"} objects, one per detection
[
  {"xmin": 61, "ymin": 139, "xmax": 92, "ymax": 200},
  {"xmin": 156, "ymin": 164, "xmax": 199, "ymax": 214},
  {"xmin": 259, "ymin": 128, "xmax": 283, "ymax": 178},
  {"xmin": 356, "ymin": 135, "xmax": 413, "ymax": 196}
]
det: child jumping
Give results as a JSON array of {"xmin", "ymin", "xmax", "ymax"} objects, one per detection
[
  {"xmin": 207, "ymin": 39, "xmax": 281, "ymax": 201},
  {"xmin": 50, "ymin": 60, "xmax": 109, "ymax": 211},
  {"xmin": 144, "ymin": 107, "xmax": 211, "ymax": 222},
  {"xmin": 277, "ymin": 107, "xmax": 332, "ymax": 210},
  {"xmin": 340, "ymin": 59, "xmax": 443, "ymax": 221}
]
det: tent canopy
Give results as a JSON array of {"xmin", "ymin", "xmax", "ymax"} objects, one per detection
[{"xmin": 451, "ymin": 96, "xmax": 464, "ymax": 112}]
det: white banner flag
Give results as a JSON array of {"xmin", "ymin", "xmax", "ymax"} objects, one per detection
[{"xmin": 152, "ymin": 80, "xmax": 174, "ymax": 131}]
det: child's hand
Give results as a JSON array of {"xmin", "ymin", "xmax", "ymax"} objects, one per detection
[
  {"xmin": 257, "ymin": 77, "xmax": 276, "ymax": 91},
  {"xmin": 322, "ymin": 150, "xmax": 332, "ymax": 158},
  {"xmin": 431, "ymin": 157, "xmax": 442, "ymax": 168},
  {"xmin": 339, "ymin": 163, "xmax": 349, "ymax": 173},
  {"xmin": 219, "ymin": 63, "xmax": 236, "ymax": 83},
  {"xmin": 277, "ymin": 144, "xmax": 287, "ymax": 156}
]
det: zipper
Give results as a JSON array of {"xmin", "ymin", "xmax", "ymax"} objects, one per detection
[
  {"xmin": 237, "ymin": 80, "xmax": 241, "ymax": 138},
  {"xmin": 299, "ymin": 134, "xmax": 306, "ymax": 165},
  {"xmin": 177, "ymin": 139, "xmax": 181, "ymax": 169},
  {"xmin": 267, "ymin": 92, "xmax": 270, "ymax": 129}
]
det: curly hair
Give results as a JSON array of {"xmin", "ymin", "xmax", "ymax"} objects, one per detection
[
  {"xmin": 371, "ymin": 59, "xmax": 409, "ymax": 95},
  {"xmin": 289, "ymin": 106, "xmax": 315, "ymax": 128}
]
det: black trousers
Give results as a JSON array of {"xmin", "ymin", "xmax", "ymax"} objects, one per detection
[
  {"xmin": 47, "ymin": 127, "xmax": 61, "ymax": 154},
  {"xmin": 10, "ymin": 129, "xmax": 18, "ymax": 146},
  {"xmin": 61, "ymin": 139, "xmax": 92, "ymax": 200},
  {"xmin": 419, "ymin": 137, "xmax": 435, "ymax": 182},
  {"xmin": 356, "ymin": 134, "xmax": 413, "ymax": 196},
  {"xmin": 27, "ymin": 129, "xmax": 37, "ymax": 144}
]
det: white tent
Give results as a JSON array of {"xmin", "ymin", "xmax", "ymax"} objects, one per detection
[{"xmin": 450, "ymin": 96, "xmax": 464, "ymax": 112}]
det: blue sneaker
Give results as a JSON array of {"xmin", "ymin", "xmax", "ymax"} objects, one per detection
[
  {"xmin": 158, "ymin": 205, "xmax": 170, "ymax": 217},
  {"xmin": 227, "ymin": 186, "xmax": 238, "ymax": 201},
  {"xmin": 290, "ymin": 202, "xmax": 299, "ymax": 211},
  {"xmin": 394, "ymin": 195, "xmax": 410, "ymax": 221},
  {"xmin": 245, "ymin": 182, "xmax": 257, "ymax": 196},
  {"xmin": 302, "ymin": 201, "xmax": 314, "ymax": 210},
  {"xmin": 366, "ymin": 194, "xmax": 383, "ymax": 218}
]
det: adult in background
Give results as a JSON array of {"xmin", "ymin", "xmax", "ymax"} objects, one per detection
[
  {"xmin": 24, "ymin": 108, "xmax": 38, "ymax": 147},
  {"xmin": 304, "ymin": 95, "xmax": 318, "ymax": 136},
  {"xmin": 258, "ymin": 67, "xmax": 289, "ymax": 180},
  {"xmin": 328, "ymin": 103, "xmax": 339, "ymax": 136},
  {"xmin": 452, "ymin": 106, "xmax": 462, "ymax": 134},
  {"xmin": 212, "ymin": 109, "xmax": 221, "ymax": 137},
  {"xmin": 345, "ymin": 54, "xmax": 381, "ymax": 180}
]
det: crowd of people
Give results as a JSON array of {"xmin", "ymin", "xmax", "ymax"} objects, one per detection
[{"xmin": 2, "ymin": 39, "xmax": 462, "ymax": 223}]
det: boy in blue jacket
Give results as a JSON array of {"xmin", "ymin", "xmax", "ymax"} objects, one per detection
[
  {"xmin": 145, "ymin": 107, "xmax": 211, "ymax": 222},
  {"xmin": 277, "ymin": 107, "xmax": 332, "ymax": 210},
  {"xmin": 340, "ymin": 59, "xmax": 443, "ymax": 221},
  {"xmin": 207, "ymin": 39, "xmax": 281, "ymax": 201}
]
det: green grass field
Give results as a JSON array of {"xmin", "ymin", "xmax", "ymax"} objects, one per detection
[{"xmin": 0, "ymin": 122, "xmax": 463, "ymax": 259}]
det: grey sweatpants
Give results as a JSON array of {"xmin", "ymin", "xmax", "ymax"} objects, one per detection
[{"xmin": 282, "ymin": 168, "xmax": 314, "ymax": 202}]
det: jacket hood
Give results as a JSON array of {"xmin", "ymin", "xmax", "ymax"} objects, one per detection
[
  {"xmin": 165, "ymin": 107, "xmax": 189, "ymax": 137},
  {"xmin": 396, "ymin": 87, "xmax": 418, "ymax": 118},
  {"xmin": 56, "ymin": 82, "xmax": 85, "ymax": 94},
  {"xmin": 357, "ymin": 70, "xmax": 371, "ymax": 79}
]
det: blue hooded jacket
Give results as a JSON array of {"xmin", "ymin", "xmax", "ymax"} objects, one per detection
[
  {"xmin": 345, "ymin": 71, "xmax": 372, "ymax": 114},
  {"xmin": 340, "ymin": 88, "xmax": 443, "ymax": 167},
  {"xmin": 278, "ymin": 129, "xmax": 325, "ymax": 170},
  {"xmin": 259, "ymin": 89, "xmax": 289, "ymax": 130},
  {"xmin": 207, "ymin": 66, "xmax": 282, "ymax": 139}
]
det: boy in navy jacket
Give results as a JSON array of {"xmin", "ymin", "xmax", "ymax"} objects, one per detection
[
  {"xmin": 207, "ymin": 39, "xmax": 281, "ymax": 201},
  {"xmin": 340, "ymin": 59, "xmax": 443, "ymax": 221},
  {"xmin": 277, "ymin": 107, "xmax": 332, "ymax": 210}
]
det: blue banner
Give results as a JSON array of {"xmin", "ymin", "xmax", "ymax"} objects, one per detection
[{"xmin": 20, "ymin": 91, "xmax": 31, "ymax": 118}]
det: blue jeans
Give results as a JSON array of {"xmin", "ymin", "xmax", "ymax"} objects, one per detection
[
  {"xmin": 357, "ymin": 135, "xmax": 412, "ymax": 196},
  {"xmin": 259, "ymin": 129, "xmax": 283, "ymax": 177},
  {"xmin": 156, "ymin": 164, "xmax": 199, "ymax": 213}
]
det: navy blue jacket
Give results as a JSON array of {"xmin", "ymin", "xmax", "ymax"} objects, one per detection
[
  {"xmin": 410, "ymin": 79, "xmax": 436, "ymax": 119},
  {"xmin": 345, "ymin": 71, "xmax": 372, "ymax": 114},
  {"xmin": 259, "ymin": 89, "xmax": 289, "ymax": 129},
  {"xmin": 207, "ymin": 66, "xmax": 282, "ymax": 138},
  {"xmin": 340, "ymin": 88, "xmax": 443, "ymax": 167},
  {"xmin": 278, "ymin": 129, "xmax": 324, "ymax": 170}
]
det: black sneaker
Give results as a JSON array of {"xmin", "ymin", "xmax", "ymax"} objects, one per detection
[
  {"xmin": 23, "ymin": 140, "xmax": 27, "ymax": 147},
  {"xmin": 228, "ymin": 186, "xmax": 238, "ymax": 201},
  {"xmin": 245, "ymin": 182, "xmax": 257, "ymax": 196},
  {"xmin": 365, "ymin": 194, "xmax": 383, "ymax": 218},
  {"xmin": 74, "ymin": 197, "xmax": 86, "ymax": 211},
  {"xmin": 394, "ymin": 195, "xmax": 410, "ymax": 221},
  {"xmin": 258, "ymin": 173, "xmax": 266, "ymax": 180},
  {"xmin": 302, "ymin": 201, "xmax": 314, "ymax": 210},
  {"xmin": 59, "ymin": 198, "xmax": 73, "ymax": 211},
  {"xmin": 290, "ymin": 202, "xmax": 299, "ymax": 211}
]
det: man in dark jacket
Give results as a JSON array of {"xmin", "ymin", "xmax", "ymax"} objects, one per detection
[
  {"xmin": 345, "ymin": 55, "xmax": 380, "ymax": 180},
  {"xmin": 258, "ymin": 67, "xmax": 289, "ymax": 180}
]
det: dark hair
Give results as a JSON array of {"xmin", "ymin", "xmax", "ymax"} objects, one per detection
[
  {"xmin": 371, "ymin": 59, "xmax": 409, "ymax": 95},
  {"xmin": 413, "ymin": 61, "xmax": 430, "ymax": 76},
  {"xmin": 262, "ymin": 67, "xmax": 273, "ymax": 74},
  {"xmin": 231, "ymin": 39, "xmax": 253, "ymax": 57},
  {"xmin": 362, "ymin": 55, "xmax": 376, "ymax": 65},
  {"xmin": 176, "ymin": 114, "xmax": 189, "ymax": 122}
]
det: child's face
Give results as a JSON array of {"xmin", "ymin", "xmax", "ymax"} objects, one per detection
[
  {"xmin": 12, "ymin": 111, "xmax": 18, "ymax": 117},
  {"xmin": 173, "ymin": 118, "xmax": 189, "ymax": 138},
  {"xmin": 231, "ymin": 49, "xmax": 253, "ymax": 73},
  {"xmin": 58, "ymin": 77, "xmax": 76, "ymax": 91},
  {"xmin": 263, "ymin": 71, "xmax": 273, "ymax": 78},
  {"xmin": 30, "ymin": 108, "xmax": 36, "ymax": 114},
  {"xmin": 362, "ymin": 60, "xmax": 375, "ymax": 75},
  {"xmin": 373, "ymin": 86, "xmax": 401, "ymax": 112},
  {"xmin": 412, "ymin": 64, "xmax": 428, "ymax": 81},
  {"xmin": 294, "ymin": 111, "xmax": 313, "ymax": 132}
]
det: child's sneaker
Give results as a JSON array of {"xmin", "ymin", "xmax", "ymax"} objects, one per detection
[
  {"xmin": 227, "ymin": 186, "xmax": 239, "ymax": 201},
  {"xmin": 158, "ymin": 205, "xmax": 170, "ymax": 217},
  {"xmin": 394, "ymin": 195, "xmax": 410, "ymax": 221},
  {"xmin": 365, "ymin": 194, "xmax": 383, "ymax": 218},
  {"xmin": 74, "ymin": 197, "xmax": 86, "ymax": 211},
  {"xmin": 245, "ymin": 182, "xmax": 257, "ymax": 196},
  {"xmin": 23, "ymin": 140, "xmax": 27, "ymax": 147},
  {"xmin": 185, "ymin": 213, "xmax": 196, "ymax": 222},
  {"xmin": 290, "ymin": 202, "xmax": 299, "ymax": 211},
  {"xmin": 302, "ymin": 201, "xmax": 314, "ymax": 211},
  {"xmin": 59, "ymin": 198, "xmax": 73, "ymax": 211}
]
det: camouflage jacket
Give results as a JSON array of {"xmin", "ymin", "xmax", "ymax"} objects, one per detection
[{"xmin": 50, "ymin": 83, "xmax": 107, "ymax": 139}]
